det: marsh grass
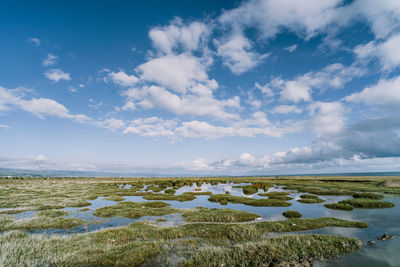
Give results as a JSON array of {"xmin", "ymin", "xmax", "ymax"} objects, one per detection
[
  {"xmin": 352, "ymin": 192, "xmax": 384, "ymax": 200},
  {"xmin": 0, "ymin": 176, "xmax": 392, "ymax": 266},
  {"xmin": 104, "ymin": 195, "xmax": 125, "ymax": 202},
  {"xmin": 182, "ymin": 208, "xmax": 260, "ymax": 223},
  {"xmin": 142, "ymin": 193, "xmax": 196, "ymax": 202},
  {"xmin": 0, "ymin": 215, "xmax": 368, "ymax": 266},
  {"xmin": 242, "ymin": 185, "xmax": 258, "ymax": 195},
  {"xmin": 164, "ymin": 189, "xmax": 176, "ymax": 194},
  {"xmin": 258, "ymin": 191, "xmax": 290, "ymax": 197},
  {"xmin": 37, "ymin": 210, "xmax": 68, "ymax": 218},
  {"xmin": 93, "ymin": 201, "xmax": 180, "ymax": 219},
  {"xmin": 339, "ymin": 198, "xmax": 395, "ymax": 209},
  {"xmin": 208, "ymin": 194, "xmax": 291, "ymax": 207},
  {"xmin": 282, "ymin": 210, "xmax": 302, "ymax": 218},
  {"xmin": 297, "ymin": 194, "xmax": 325, "ymax": 204},
  {"xmin": 185, "ymin": 191, "xmax": 212, "ymax": 195},
  {"xmin": 180, "ymin": 234, "xmax": 362, "ymax": 267},
  {"xmin": 324, "ymin": 203, "xmax": 354, "ymax": 211},
  {"xmin": 0, "ymin": 214, "xmax": 86, "ymax": 232}
]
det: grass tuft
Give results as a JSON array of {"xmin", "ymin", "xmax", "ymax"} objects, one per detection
[
  {"xmin": 209, "ymin": 194, "xmax": 291, "ymax": 207},
  {"xmin": 339, "ymin": 198, "xmax": 395, "ymax": 209},
  {"xmin": 183, "ymin": 208, "xmax": 260, "ymax": 223},
  {"xmin": 282, "ymin": 210, "xmax": 302, "ymax": 218}
]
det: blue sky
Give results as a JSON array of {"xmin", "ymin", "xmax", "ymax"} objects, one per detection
[{"xmin": 1, "ymin": 0, "xmax": 400, "ymax": 175}]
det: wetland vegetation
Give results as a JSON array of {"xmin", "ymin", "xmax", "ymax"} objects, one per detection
[{"xmin": 0, "ymin": 175, "xmax": 399, "ymax": 266}]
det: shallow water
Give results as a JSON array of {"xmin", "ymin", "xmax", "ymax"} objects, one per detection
[{"xmin": 11, "ymin": 182, "xmax": 400, "ymax": 266}]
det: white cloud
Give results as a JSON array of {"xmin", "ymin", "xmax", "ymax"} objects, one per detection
[
  {"xmin": 36, "ymin": 155, "xmax": 47, "ymax": 161},
  {"xmin": 0, "ymin": 124, "xmax": 10, "ymax": 130},
  {"xmin": 149, "ymin": 17, "xmax": 210, "ymax": 54},
  {"xmin": 354, "ymin": 34, "xmax": 400, "ymax": 70},
  {"xmin": 42, "ymin": 53, "xmax": 58, "ymax": 66},
  {"xmin": 136, "ymin": 54, "xmax": 209, "ymax": 93},
  {"xmin": 68, "ymin": 86, "xmax": 78, "ymax": 93},
  {"xmin": 123, "ymin": 112, "xmax": 299, "ymax": 140},
  {"xmin": 308, "ymin": 101, "xmax": 345, "ymax": 137},
  {"xmin": 88, "ymin": 99, "xmax": 103, "ymax": 110},
  {"xmin": 219, "ymin": 0, "xmax": 343, "ymax": 40},
  {"xmin": 123, "ymin": 117, "xmax": 177, "ymax": 137},
  {"xmin": 284, "ymin": 44, "xmax": 298, "ymax": 52},
  {"xmin": 95, "ymin": 118, "xmax": 125, "ymax": 131},
  {"xmin": 254, "ymin": 82, "xmax": 273, "ymax": 98},
  {"xmin": 125, "ymin": 85, "xmax": 240, "ymax": 120},
  {"xmin": 107, "ymin": 71, "xmax": 139, "ymax": 87},
  {"xmin": 44, "ymin": 69, "xmax": 71, "ymax": 82},
  {"xmin": 0, "ymin": 86, "xmax": 89, "ymax": 123},
  {"xmin": 266, "ymin": 63, "xmax": 365, "ymax": 103},
  {"xmin": 350, "ymin": 0, "xmax": 400, "ymax": 39},
  {"xmin": 272, "ymin": 105, "xmax": 302, "ymax": 114},
  {"xmin": 28, "ymin": 38, "xmax": 40, "ymax": 46},
  {"xmin": 215, "ymin": 33, "xmax": 269, "ymax": 74},
  {"xmin": 345, "ymin": 76, "xmax": 400, "ymax": 106},
  {"xmin": 278, "ymin": 78, "xmax": 312, "ymax": 103}
]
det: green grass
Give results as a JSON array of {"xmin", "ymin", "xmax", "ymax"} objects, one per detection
[
  {"xmin": 104, "ymin": 195, "xmax": 125, "ymax": 201},
  {"xmin": 180, "ymin": 234, "xmax": 362, "ymax": 267},
  {"xmin": 324, "ymin": 203, "xmax": 354, "ymax": 211},
  {"xmin": 93, "ymin": 201, "xmax": 179, "ymax": 219},
  {"xmin": 339, "ymin": 198, "xmax": 395, "ymax": 209},
  {"xmin": 182, "ymin": 208, "xmax": 260, "ymax": 223},
  {"xmin": 352, "ymin": 192, "xmax": 384, "ymax": 200},
  {"xmin": 37, "ymin": 210, "xmax": 68, "ymax": 218},
  {"xmin": 185, "ymin": 191, "xmax": 212, "ymax": 195},
  {"xmin": 282, "ymin": 210, "xmax": 302, "ymax": 218},
  {"xmin": 208, "ymin": 194, "xmax": 291, "ymax": 207},
  {"xmin": 0, "ymin": 176, "xmax": 393, "ymax": 266},
  {"xmin": 242, "ymin": 185, "xmax": 258, "ymax": 195},
  {"xmin": 258, "ymin": 191, "xmax": 290, "ymax": 197},
  {"xmin": 37, "ymin": 205, "xmax": 65, "ymax": 211},
  {"xmin": 164, "ymin": 189, "xmax": 176, "ymax": 194},
  {"xmin": 0, "ymin": 215, "xmax": 368, "ymax": 266},
  {"xmin": 0, "ymin": 229, "xmax": 160, "ymax": 267},
  {"xmin": 142, "ymin": 193, "xmax": 196, "ymax": 202},
  {"xmin": 297, "ymin": 194, "xmax": 325, "ymax": 204},
  {"xmin": 258, "ymin": 191, "xmax": 293, "ymax": 200},
  {"xmin": 0, "ymin": 214, "xmax": 86, "ymax": 232},
  {"xmin": 300, "ymin": 194, "xmax": 319, "ymax": 199}
]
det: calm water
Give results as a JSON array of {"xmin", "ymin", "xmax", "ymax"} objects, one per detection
[{"xmin": 14, "ymin": 182, "xmax": 400, "ymax": 266}]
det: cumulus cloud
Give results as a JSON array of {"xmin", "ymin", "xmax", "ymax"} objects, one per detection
[
  {"xmin": 219, "ymin": 0, "xmax": 343, "ymax": 40},
  {"xmin": 183, "ymin": 113, "xmax": 400, "ymax": 173},
  {"xmin": 44, "ymin": 69, "xmax": 71, "ymax": 82},
  {"xmin": 136, "ymin": 54, "xmax": 209, "ymax": 93},
  {"xmin": 149, "ymin": 17, "xmax": 210, "ymax": 55},
  {"xmin": 265, "ymin": 63, "xmax": 365, "ymax": 103},
  {"xmin": 215, "ymin": 32, "xmax": 269, "ymax": 74},
  {"xmin": 106, "ymin": 71, "xmax": 139, "ymax": 87},
  {"xmin": 307, "ymin": 101, "xmax": 345, "ymax": 138},
  {"xmin": 95, "ymin": 118, "xmax": 125, "ymax": 131},
  {"xmin": 350, "ymin": 0, "xmax": 400, "ymax": 39},
  {"xmin": 123, "ymin": 112, "xmax": 300, "ymax": 140},
  {"xmin": 354, "ymin": 34, "xmax": 400, "ymax": 71},
  {"xmin": 345, "ymin": 76, "xmax": 400, "ymax": 106},
  {"xmin": 0, "ymin": 86, "xmax": 89, "ymax": 122},
  {"xmin": 42, "ymin": 53, "xmax": 58, "ymax": 66}
]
